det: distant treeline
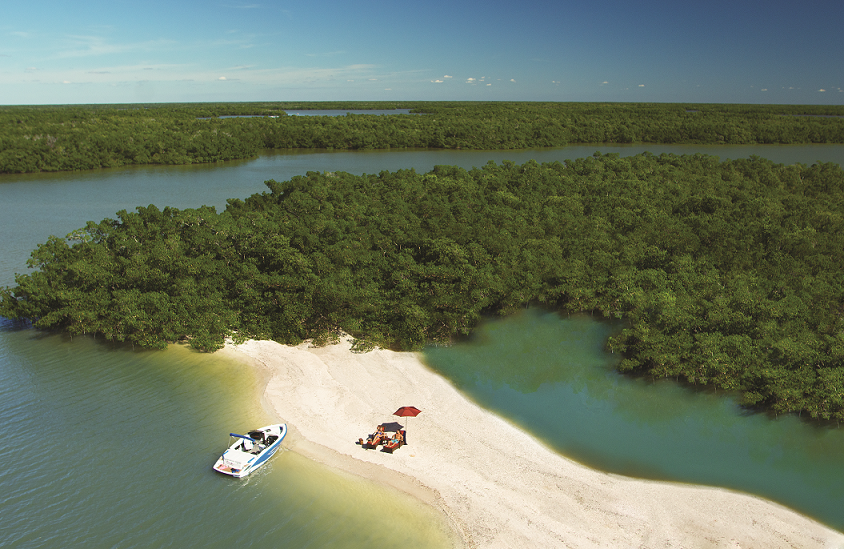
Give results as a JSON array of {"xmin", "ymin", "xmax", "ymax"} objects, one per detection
[
  {"xmin": 1, "ymin": 101, "xmax": 844, "ymax": 174},
  {"xmin": 3, "ymin": 153, "xmax": 844, "ymax": 421}
]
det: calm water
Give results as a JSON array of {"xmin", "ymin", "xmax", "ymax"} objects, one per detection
[
  {"xmin": 0, "ymin": 327, "xmax": 452, "ymax": 549},
  {"xmin": 1, "ymin": 144, "xmax": 843, "ymax": 545},
  {"xmin": 424, "ymin": 309, "xmax": 844, "ymax": 531}
]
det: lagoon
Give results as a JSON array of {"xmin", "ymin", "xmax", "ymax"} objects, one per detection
[{"xmin": 425, "ymin": 309, "xmax": 844, "ymax": 531}]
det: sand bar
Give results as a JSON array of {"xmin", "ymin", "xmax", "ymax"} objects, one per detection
[{"xmin": 223, "ymin": 337, "xmax": 844, "ymax": 548}]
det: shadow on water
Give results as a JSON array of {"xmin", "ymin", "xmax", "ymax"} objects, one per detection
[
  {"xmin": 422, "ymin": 307, "xmax": 844, "ymax": 532},
  {"xmin": 0, "ymin": 316, "xmax": 31, "ymax": 333},
  {"xmin": 0, "ymin": 316, "xmax": 218, "ymax": 358}
]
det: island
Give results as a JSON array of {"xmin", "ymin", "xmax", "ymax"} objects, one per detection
[{"xmin": 3, "ymin": 153, "xmax": 844, "ymax": 423}]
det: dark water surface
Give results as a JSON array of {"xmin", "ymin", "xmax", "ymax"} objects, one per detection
[{"xmin": 1, "ymin": 144, "xmax": 843, "ymax": 545}]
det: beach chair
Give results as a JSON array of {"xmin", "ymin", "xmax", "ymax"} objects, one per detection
[
  {"xmin": 383, "ymin": 430, "xmax": 405, "ymax": 453},
  {"xmin": 359, "ymin": 426, "xmax": 386, "ymax": 449}
]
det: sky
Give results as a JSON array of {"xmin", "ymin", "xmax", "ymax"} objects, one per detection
[{"xmin": 1, "ymin": 0, "xmax": 843, "ymax": 105}]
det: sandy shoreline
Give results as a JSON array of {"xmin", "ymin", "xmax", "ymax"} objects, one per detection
[{"xmin": 222, "ymin": 337, "xmax": 844, "ymax": 548}]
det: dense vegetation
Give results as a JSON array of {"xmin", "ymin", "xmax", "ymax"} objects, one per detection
[
  {"xmin": 2, "ymin": 101, "xmax": 843, "ymax": 174},
  {"xmin": 3, "ymin": 153, "xmax": 844, "ymax": 421}
]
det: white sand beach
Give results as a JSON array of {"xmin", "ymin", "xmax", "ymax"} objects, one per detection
[{"xmin": 223, "ymin": 337, "xmax": 844, "ymax": 549}]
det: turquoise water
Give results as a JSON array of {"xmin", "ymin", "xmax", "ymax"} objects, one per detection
[
  {"xmin": 423, "ymin": 309, "xmax": 844, "ymax": 532},
  {"xmin": 1, "ymin": 144, "xmax": 844, "ymax": 545}
]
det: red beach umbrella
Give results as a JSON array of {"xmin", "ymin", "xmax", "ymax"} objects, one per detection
[
  {"xmin": 393, "ymin": 406, "xmax": 421, "ymax": 444},
  {"xmin": 394, "ymin": 406, "xmax": 421, "ymax": 418}
]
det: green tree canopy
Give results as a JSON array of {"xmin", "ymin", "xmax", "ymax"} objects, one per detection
[
  {"xmin": 2, "ymin": 102, "xmax": 843, "ymax": 174},
  {"xmin": 3, "ymin": 153, "xmax": 844, "ymax": 421}
]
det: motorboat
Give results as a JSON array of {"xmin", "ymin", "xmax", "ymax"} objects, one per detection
[{"xmin": 212, "ymin": 423, "xmax": 287, "ymax": 478}]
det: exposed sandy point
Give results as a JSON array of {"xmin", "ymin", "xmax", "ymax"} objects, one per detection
[{"xmin": 222, "ymin": 337, "xmax": 844, "ymax": 549}]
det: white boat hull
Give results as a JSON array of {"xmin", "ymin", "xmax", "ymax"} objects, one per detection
[{"xmin": 213, "ymin": 423, "xmax": 287, "ymax": 478}]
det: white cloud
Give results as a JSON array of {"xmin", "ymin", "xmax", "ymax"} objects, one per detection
[
  {"xmin": 466, "ymin": 77, "xmax": 476, "ymax": 83},
  {"xmin": 819, "ymin": 89, "xmax": 826, "ymax": 92},
  {"xmin": 510, "ymin": 79, "xmax": 515, "ymax": 82},
  {"xmin": 486, "ymin": 83, "xmax": 491, "ymax": 86},
  {"xmin": 219, "ymin": 76, "xmax": 227, "ymax": 80},
  {"xmin": 601, "ymin": 81, "xmax": 608, "ymax": 85},
  {"xmin": 443, "ymin": 75, "xmax": 452, "ymax": 79},
  {"xmin": 638, "ymin": 84, "xmax": 645, "ymax": 87},
  {"xmin": 432, "ymin": 79, "xmax": 444, "ymax": 83},
  {"xmin": 3, "ymin": 62, "xmax": 396, "ymax": 100},
  {"xmin": 54, "ymin": 35, "xmax": 176, "ymax": 59}
]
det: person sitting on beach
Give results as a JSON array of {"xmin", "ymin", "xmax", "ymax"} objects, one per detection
[
  {"xmin": 383, "ymin": 429, "xmax": 405, "ymax": 453},
  {"xmin": 360, "ymin": 425, "xmax": 386, "ymax": 447},
  {"xmin": 391, "ymin": 430, "xmax": 404, "ymax": 445},
  {"xmin": 372, "ymin": 426, "xmax": 387, "ymax": 445}
]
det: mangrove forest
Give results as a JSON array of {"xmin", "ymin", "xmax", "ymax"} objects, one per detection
[
  {"xmin": 3, "ymin": 152, "xmax": 844, "ymax": 422},
  {"xmin": 1, "ymin": 101, "xmax": 844, "ymax": 174}
]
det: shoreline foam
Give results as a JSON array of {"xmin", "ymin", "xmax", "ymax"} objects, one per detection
[{"xmin": 222, "ymin": 337, "xmax": 844, "ymax": 548}]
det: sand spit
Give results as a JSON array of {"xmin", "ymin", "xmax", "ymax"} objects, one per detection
[{"xmin": 222, "ymin": 338, "xmax": 844, "ymax": 549}]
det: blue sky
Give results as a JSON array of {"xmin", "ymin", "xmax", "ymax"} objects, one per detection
[{"xmin": 2, "ymin": 0, "xmax": 842, "ymax": 105}]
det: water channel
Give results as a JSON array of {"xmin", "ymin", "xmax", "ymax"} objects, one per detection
[{"xmin": 1, "ymin": 143, "xmax": 843, "ymax": 546}]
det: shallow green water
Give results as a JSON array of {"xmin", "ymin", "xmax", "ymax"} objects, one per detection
[
  {"xmin": 423, "ymin": 309, "xmax": 844, "ymax": 531},
  {"xmin": 0, "ymin": 326, "xmax": 454, "ymax": 549}
]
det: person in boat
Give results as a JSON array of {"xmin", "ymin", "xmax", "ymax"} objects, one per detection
[{"xmin": 243, "ymin": 439, "xmax": 254, "ymax": 452}]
